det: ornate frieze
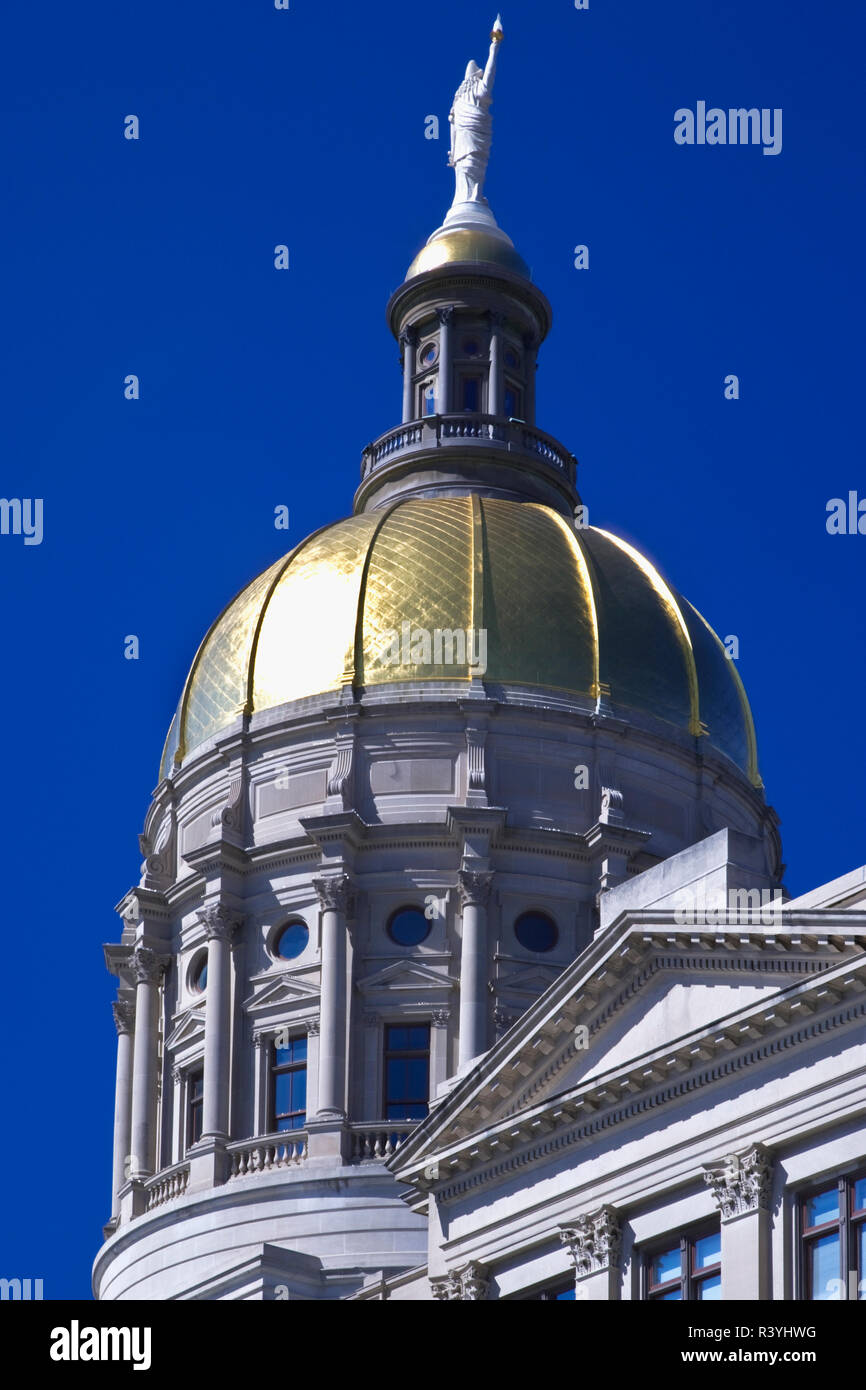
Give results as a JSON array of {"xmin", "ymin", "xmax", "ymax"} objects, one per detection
[
  {"xmin": 457, "ymin": 869, "xmax": 493, "ymax": 908},
  {"xmin": 703, "ymin": 1143, "xmax": 772, "ymax": 1221},
  {"xmin": 429, "ymin": 1261, "xmax": 489, "ymax": 1301},
  {"xmin": 560, "ymin": 1206, "xmax": 622, "ymax": 1276}
]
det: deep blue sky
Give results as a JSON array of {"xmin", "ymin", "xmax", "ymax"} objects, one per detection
[{"xmin": 0, "ymin": 0, "xmax": 862, "ymax": 1299}]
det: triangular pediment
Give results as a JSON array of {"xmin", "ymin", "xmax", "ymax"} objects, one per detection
[
  {"xmin": 244, "ymin": 971, "xmax": 320, "ymax": 1014},
  {"xmin": 165, "ymin": 1007, "xmax": 206, "ymax": 1051},
  {"xmin": 496, "ymin": 962, "xmax": 563, "ymax": 998},
  {"xmin": 356, "ymin": 959, "xmax": 457, "ymax": 993}
]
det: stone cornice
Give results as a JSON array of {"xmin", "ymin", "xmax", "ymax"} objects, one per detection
[{"xmin": 391, "ymin": 939, "xmax": 866, "ymax": 1202}]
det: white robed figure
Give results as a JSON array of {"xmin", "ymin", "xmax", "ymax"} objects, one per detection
[{"xmin": 448, "ymin": 16, "xmax": 504, "ymax": 207}]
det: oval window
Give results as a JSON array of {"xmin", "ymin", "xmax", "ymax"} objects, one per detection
[
  {"xmin": 191, "ymin": 954, "xmax": 208, "ymax": 992},
  {"xmin": 514, "ymin": 911, "xmax": 558, "ymax": 953},
  {"xmin": 420, "ymin": 342, "xmax": 438, "ymax": 366},
  {"xmin": 387, "ymin": 906, "xmax": 431, "ymax": 947},
  {"xmin": 275, "ymin": 921, "xmax": 310, "ymax": 960}
]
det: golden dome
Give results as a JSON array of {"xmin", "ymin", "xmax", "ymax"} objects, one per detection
[
  {"xmin": 406, "ymin": 228, "xmax": 531, "ymax": 281},
  {"xmin": 160, "ymin": 497, "xmax": 759, "ymax": 786}
]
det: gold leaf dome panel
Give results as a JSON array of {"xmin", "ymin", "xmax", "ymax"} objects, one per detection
[{"xmin": 160, "ymin": 497, "xmax": 759, "ymax": 786}]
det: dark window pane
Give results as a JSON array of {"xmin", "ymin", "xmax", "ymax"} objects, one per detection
[
  {"xmin": 405, "ymin": 1057, "xmax": 428, "ymax": 1099},
  {"xmin": 854, "ymin": 1178, "xmax": 866, "ymax": 1214},
  {"xmin": 658, "ymin": 1289, "xmax": 682, "ymax": 1300},
  {"xmin": 504, "ymin": 389, "xmax": 517, "ymax": 417},
  {"xmin": 806, "ymin": 1187, "xmax": 839, "ymax": 1228},
  {"xmin": 514, "ymin": 912, "xmax": 558, "ymax": 953},
  {"xmin": 388, "ymin": 908, "xmax": 430, "ymax": 947},
  {"xmin": 810, "ymin": 1233, "xmax": 841, "ymax": 1299},
  {"xmin": 859, "ymin": 1226, "xmax": 865, "ymax": 1299},
  {"xmin": 292, "ymin": 1036, "xmax": 308, "ymax": 1063},
  {"xmin": 387, "ymin": 1101, "xmax": 427, "ymax": 1121},
  {"xmin": 554, "ymin": 1287, "xmax": 575, "ymax": 1300},
  {"xmin": 275, "ymin": 1072, "xmax": 294, "ymax": 1113},
  {"xmin": 292, "ymin": 1069, "xmax": 306, "ymax": 1113},
  {"xmin": 463, "ymin": 378, "xmax": 479, "ymax": 411},
  {"xmin": 407, "ymin": 1026, "xmax": 429, "ymax": 1050}
]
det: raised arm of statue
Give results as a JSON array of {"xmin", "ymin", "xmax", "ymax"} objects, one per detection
[{"xmin": 480, "ymin": 37, "xmax": 501, "ymax": 97}]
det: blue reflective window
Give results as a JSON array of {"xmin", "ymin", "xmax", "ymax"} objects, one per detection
[
  {"xmin": 514, "ymin": 911, "xmax": 558, "ymax": 953},
  {"xmin": 384, "ymin": 1023, "xmax": 430, "ymax": 1122},
  {"xmin": 694, "ymin": 1231, "xmax": 722, "ymax": 1270},
  {"xmin": 810, "ymin": 1233, "xmax": 841, "ymax": 1300},
  {"xmin": 462, "ymin": 377, "xmax": 480, "ymax": 411},
  {"xmin": 275, "ymin": 920, "xmax": 309, "ymax": 960},
  {"xmin": 387, "ymin": 907, "xmax": 431, "ymax": 947},
  {"xmin": 806, "ymin": 1186, "xmax": 840, "ymax": 1227},
  {"xmin": 187, "ymin": 1069, "xmax": 204, "ymax": 1146},
  {"xmin": 504, "ymin": 387, "xmax": 518, "ymax": 417},
  {"xmin": 424, "ymin": 384, "xmax": 436, "ymax": 416},
  {"xmin": 651, "ymin": 1246, "xmax": 681, "ymax": 1286},
  {"xmin": 271, "ymin": 1034, "xmax": 307, "ymax": 1132},
  {"xmin": 192, "ymin": 956, "xmax": 208, "ymax": 992},
  {"xmin": 698, "ymin": 1274, "xmax": 722, "ymax": 1300}
]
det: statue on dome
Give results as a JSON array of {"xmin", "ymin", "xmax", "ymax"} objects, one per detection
[{"xmin": 448, "ymin": 15, "xmax": 504, "ymax": 208}]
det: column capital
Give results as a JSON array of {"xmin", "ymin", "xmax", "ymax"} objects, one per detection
[
  {"xmin": 112, "ymin": 999, "xmax": 135, "ymax": 1036},
  {"xmin": 560, "ymin": 1207, "xmax": 622, "ymax": 1276},
  {"xmin": 703, "ymin": 1143, "xmax": 772, "ymax": 1221},
  {"xmin": 431, "ymin": 1008, "xmax": 450, "ymax": 1030},
  {"xmin": 436, "ymin": 305, "xmax": 456, "ymax": 326},
  {"xmin": 307, "ymin": 1017, "xmax": 321, "ymax": 1036},
  {"xmin": 130, "ymin": 946, "xmax": 167, "ymax": 986},
  {"xmin": 197, "ymin": 903, "xmax": 243, "ymax": 942},
  {"xmin": 457, "ymin": 869, "xmax": 493, "ymax": 908},
  {"xmin": 313, "ymin": 874, "xmax": 354, "ymax": 915},
  {"xmin": 399, "ymin": 324, "xmax": 418, "ymax": 348},
  {"xmin": 430, "ymin": 1261, "xmax": 489, "ymax": 1301}
]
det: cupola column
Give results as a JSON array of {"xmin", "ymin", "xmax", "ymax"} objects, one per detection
[
  {"xmin": 198, "ymin": 904, "xmax": 241, "ymax": 1141},
  {"xmin": 314, "ymin": 875, "xmax": 354, "ymax": 1117},
  {"xmin": 437, "ymin": 307, "xmax": 455, "ymax": 414},
  {"xmin": 524, "ymin": 335, "xmax": 538, "ymax": 424},
  {"xmin": 488, "ymin": 312, "xmax": 504, "ymax": 417},
  {"xmin": 400, "ymin": 326, "xmax": 417, "ymax": 423},
  {"xmin": 129, "ymin": 947, "xmax": 166, "ymax": 1179},
  {"xmin": 110, "ymin": 999, "xmax": 135, "ymax": 1217},
  {"xmin": 457, "ymin": 870, "xmax": 493, "ymax": 1067}
]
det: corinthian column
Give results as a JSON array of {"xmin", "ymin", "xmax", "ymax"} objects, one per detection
[
  {"xmin": 129, "ymin": 947, "xmax": 166, "ymax": 1179},
  {"xmin": 457, "ymin": 870, "xmax": 493, "ymax": 1067},
  {"xmin": 197, "ymin": 904, "xmax": 241, "ymax": 1142},
  {"xmin": 110, "ymin": 999, "xmax": 134, "ymax": 1218},
  {"xmin": 313, "ymin": 875, "xmax": 354, "ymax": 1117},
  {"xmin": 400, "ymin": 326, "xmax": 417, "ymax": 423},
  {"xmin": 703, "ymin": 1144, "xmax": 773, "ymax": 1299},
  {"xmin": 437, "ymin": 307, "xmax": 454, "ymax": 414}
]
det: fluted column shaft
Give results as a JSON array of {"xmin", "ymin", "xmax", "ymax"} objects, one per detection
[
  {"xmin": 401, "ymin": 327, "xmax": 417, "ymax": 423},
  {"xmin": 314, "ymin": 875, "xmax": 353, "ymax": 1117},
  {"xmin": 437, "ymin": 307, "xmax": 454, "ymax": 414},
  {"xmin": 488, "ymin": 312, "xmax": 504, "ymax": 417},
  {"xmin": 458, "ymin": 871, "xmax": 493, "ymax": 1067},
  {"xmin": 129, "ymin": 948, "xmax": 165, "ymax": 1179},
  {"xmin": 111, "ymin": 1000, "xmax": 135, "ymax": 1215},
  {"xmin": 199, "ymin": 905, "xmax": 240, "ymax": 1141}
]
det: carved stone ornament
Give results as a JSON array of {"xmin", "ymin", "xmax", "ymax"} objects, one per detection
[
  {"xmin": 197, "ymin": 903, "xmax": 242, "ymax": 943},
  {"xmin": 431, "ymin": 1008, "xmax": 450, "ymax": 1030},
  {"xmin": 493, "ymin": 1005, "xmax": 514, "ymax": 1038},
  {"xmin": 306, "ymin": 1017, "xmax": 321, "ymax": 1036},
  {"xmin": 313, "ymin": 875, "xmax": 354, "ymax": 916},
  {"xmin": 457, "ymin": 869, "xmax": 493, "ymax": 908},
  {"xmin": 130, "ymin": 946, "xmax": 166, "ymax": 987},
  {"xmin": 703, "ymin": 1143, "xmax": 772, "ymax": 1221},
  {"xmin": 560, "ymin": 1207, "xmax": 622, "ymax": 1277},
  {"xmin": 112, "ymin": 999, "xmax": 135, "ymax": 1035},
  {"xmin": 430, "ymin": 1261, "xmax": 489, "ymax": 1301},
  {"xmin": 210, "ymin": 774, "xmax": 245, "ymax": 831}
]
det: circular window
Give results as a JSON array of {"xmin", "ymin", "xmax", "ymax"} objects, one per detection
[
  {"xmin": 274, "ymin": 920, "xmax": 309, "ymax": 961},
  {"xmin": 387, "ymin": 906, "xmax": 431, "ymax": 947},
  {"xmin": 462, "ymin": 338, "xmax": 481, "ymax": 357},
  {"xmin": 514, "ymin": 911, "xmax": 558, "ymax": 953},
  {"xmin": 190, "ymin": 953, "xmax": 208, "ymax": 993},
  {"xmin": 505, "ymin": 348, "xmax": 520, "ymax": 370},
  {"xmin": 420, "ymin": 342, "xmax": 438, "ymax": 366}
]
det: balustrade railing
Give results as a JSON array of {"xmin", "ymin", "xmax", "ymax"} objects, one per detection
[
  {"xmin": 144, "ymin": 1163, "xmax": 189, "ymax": 1211},
  {"xmin": 360, "ymin": 414, "xmax": 576, "ymax": 481},
  {"xmin": 349, "ymin": 1124, "xmax": 411, "ymax": 1162},
  {"xmin": 227, "ymin": 1132, "xmax": 307, "ymax": 1177}
]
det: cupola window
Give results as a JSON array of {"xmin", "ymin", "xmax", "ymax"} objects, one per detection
[
  {"xmin": 387, "ymin": 905, "xmax": 431, "ymax": 947},
  {"xmin": 271, "ymin": 1034, "xmax": 307, "ymax": 1132},
  {"xmin": 420, "ymin": 342, "xmax": 438, "ymax": 367},
  {"xmin": 384, "ymin": 1024, "xmax": 430, "ymax": 1121},
  {"xmin": 422, "ymin": 382, "xmax": 437, "ymax": 416},
  {"xmin": 186, "ymin": 1069, "xmax": 204, "ymax": 1147},
  {"xmin": 514, "ymin": 911, "xmax": 557, "ymax": 953},
  {"xmin": 461, "ymin": 376, "xmax": 481, "ymax": 412}
]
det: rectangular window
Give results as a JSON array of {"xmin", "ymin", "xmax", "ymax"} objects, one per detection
[
  {"xmin": 383, "ymin": 1024, "xmax": 430, "ymax": 1121},
  {"xmin": 801, "ymin": 1172, "xmax": 866, "ymax": 1300},
  {"xmin": 461, "ymin": 377, "xmax": 481, "ymax": 412},
  {"xmin": 186, "ymin": 1067, "xmax": 204, "ymax": 1147},
  {"xmin": 643, "ymin": 1224, "xmax": 721, "ymax": 1300},
  {"xmin": 504, "ymin": 383, "xmax": 522, "ymax": 419},
  {"xmin": 271, "ymin": 1034, "xmax": 307, "ymax": 1132},
  {"xmin": 422, "ymin": 381, "xmax": 437, "ymax": 417}
]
